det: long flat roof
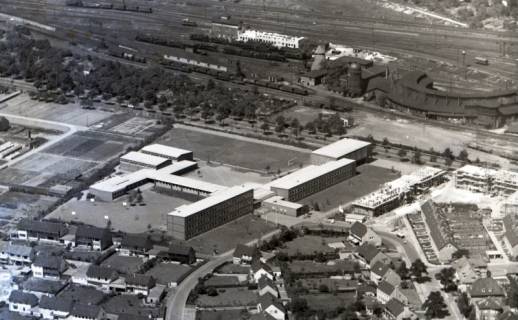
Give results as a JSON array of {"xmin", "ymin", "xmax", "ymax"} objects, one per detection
[
  {"xmin": 120, "ymin": 151, "xmax": 169, "ymax": 167},
  {"xmin": 90, "ymin": 161, "xmax": 206, "ymax": 193},
  {"xmin": 312, "ymin": 138, "xmax": 371, "ymax": 159},
  {"xmin": 168, "ymin": 185, "xmax": 253, "ymax": 218},
  {"xmin": 141, "ymin": 144, "xmax": 192, "ymax": 159},
  {"xmin": 265, "ymin": 158, "xmax": 355, "ymax": 190}
]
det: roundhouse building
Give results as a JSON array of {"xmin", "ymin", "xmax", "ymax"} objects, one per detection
[
  {"xmin": 386, "ymin": 71, "xmax": 518, "ymax": 128},
  {"xmin": 167, "ymin": 185, "xmax": 254, "ymax": 240}
]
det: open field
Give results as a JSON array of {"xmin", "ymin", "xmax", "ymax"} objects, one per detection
[
  {"xmin": 159, "ymin": 127, "xmax": 311, "ymax": 172},
  {"xmin": 195, "ymin": 287, "xmax": 257, "ymax": 307},
  {"xmin": 47, "ymin": 188, "xmax": 191, "ymax": 233},
  {"xmin": 302, "ymin": 292, "xmax": 356, "ymax": 311},
  {"xmin": 0, "ymin": 93, "xmax": 114, "ymax": 126},
  {"xmin": 187, "ymin": 214, "xmax": 277, "ymax": 255},
  {"xmin": 145, "ymin": 262, "xmax": 192, "ymax": 286},
  {"xmin": 299, "ymin": 164, "xmax": 400, "ymax": 211},
  {"xmin": 196, "ymin": 310, "xmax": 244, "ymax": 320},
  {"xmin": 280, "ymin": 236, "xmax": 342, "ymax": 256}
]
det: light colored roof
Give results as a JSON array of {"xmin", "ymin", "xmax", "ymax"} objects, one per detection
[
  {"xmin": 456, "ymin": 164, "xmax": 497, "ymax": 177},
  {"xmin": 141, "ymin": 144, "xmax": 191, "ymax": 159},
  {"xmin": 265, "ymin": 159, "xmax": 355, "ymax": 190},
  {"xmin": 168, "ymin": 185, "xmax": 252, "ymax": 218},
  {"xmin": 120, "ymin": 151, "xmax": 169, "ymax": 167},
  {"xmin": 263, "ymin": 196, "xmax": 304, "ymax": 209},
  {"xmin": 312, "ymin": 138, "xmax": 371, "ymax": 159},
  {"xmin": 90, "ymin": 161, "xmax": 212, "ymax": 194}
]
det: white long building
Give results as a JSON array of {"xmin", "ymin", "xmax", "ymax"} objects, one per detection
[
  {"xmin": 455, "ymin": 165, "xmax": 518, "ymax": 196},
  {"xmin": 120, "ymin": 151, "xmax": 171, "ymax": 172},
  {"xmin": 311, "ymin": 138, "xmax": 372, "ymax": 164},
  {"xmin": 237, "ymin": 29, "xmax": 304, "ymax": 49},
  {"xmin": 141, "ymin": 144, "xmax": 193, "ymax": 161}
]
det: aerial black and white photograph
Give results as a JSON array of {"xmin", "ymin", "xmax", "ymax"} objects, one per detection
[{"xmin": 0, "ymin": 0, "xmax": 517, "ymax": 319}]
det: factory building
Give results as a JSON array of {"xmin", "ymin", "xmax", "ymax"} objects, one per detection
[
  {"xmin": 311, "ymin": 138, "xmax": 372, "ymax": 165},
  {"xmin": 89, "ymin": 160, "xmax": 204, "ymax": 201},
  {"xmin": 167, "ymin": 185, "xmax": 254, "ymax": 240},
  {"xmin": 265, "ymin": 159, "xmax": 356, "ymax": 202},
  {"xmin": 455, "ymin": 165, "xmax": 518, "ymax": 196},
  {"xmin": 352, "ymin": 167, "xmax": 445, "ymax": 216},
  {"xmin": 141, "ymin": 144, "xmax": 193, "ymax": 161},
  {"xmin": 237, "ymin": 29, "xmax": 304, "ymax": 49},
  {"xmin": 120, "ymin": 151, "xmax": 171, "ymax": 172}
]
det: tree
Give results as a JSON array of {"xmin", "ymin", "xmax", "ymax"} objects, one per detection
[
  {"xmin": 443, "ymin": 147, "xmax": 454, "ymax": 160},
  {"xmin": 207, "ymin": 287, "xmax": 218, "ymax": 296},
  {"xmin": 397, "ymin": 261, "xmax": 410, "ymax": 280},
  {"xmin": 452, "ymin": 249, "xmax": 470, "ymax": 260},
  {"xmin": 412, "ymin": 150, "xmax": 422, "ymax": 164},
  {"xmin": 435, "ymin": 267, "xmax": 457, "ymax": 292},
  {"xmin": 290, "ymin": 298, "xmax": 308, "ymax": 313},
  {"xmin": 457, "ymin": 292, "xmax": 473, "ymax": 318},
  {"xmin": 260, "ymin": 122, "xmax": 269, "ymax": 134},
  {"xmin": 458, "ymin": 149, "xmax": 469, "ymax": 161},
  {"xmin": 398, "ymin": 148, "xmax": 408, "ymax": 157},
  {"xmin": 318, "ymin": 284, "xmax": 329, "ymax": 293},
  {"xmin": 382, "ymin": 137, "xmax": 390, "ymax": 145},
  {"xmin": 423, "ymin": 291, "xmax": 449, "ymax": 319},
  {"xmin": 411, "ymin": 259, "xmax": 427, "ymax": 278}
]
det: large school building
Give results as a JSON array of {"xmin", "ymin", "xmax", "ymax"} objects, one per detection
[{"xmin": 311, "ymin": 138, "xmax": 372, "ymax": 165}]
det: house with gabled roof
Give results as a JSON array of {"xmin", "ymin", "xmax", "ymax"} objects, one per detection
[
  {"xmin": 69, "ymin": 303, "xmax": 105, "ymax": 320},
  {"xmin": 452, "ymin": 257, "xmax": 480, "ymax": 291},
  {"xmin": 39, "ymin": 296, "xmax": 73, "ymax": 320},
  {"xmin": 125, "ymin": 274, "xmax": 156, "ymax": 296},
  {"xmin": 119, "ymin": 234, "xmax": 153, "ymax": 257},
  {"xmin": 475, "ymin": 297, "xmax": 504, "ymax": 320},
  {"xmin": 355, "ymin": 243, "xmax": 390, "ymax": 267},
  {"xmin": 8, "ymin": 290, "xmax": 38, "ymax": 316},
  {"xmin": 252, "ymin": 259, "xmax": 274, "ymax": 282},
  {"xmin": 3, "ymin": 242, "xmax": 34, "ymax": 265},
  {"xmin": 86, "ymin": 265, "xmax": 119, "ymax": 287},
  {"xmin": 16, "ymin": 219, "xmax": 68, "ymax": 244},
  {"xmin": 348, "ymin": 222, "xmax": 381, "ymax": 247},
  {"xmin": 156, "ymin": 243, "xmax": 196, "ymax": 265},
  {"xmin": 384, "ymin": 298, "xmax": 414, "ymax": 320},
  {"xmin": 75, "ymin": 225, "xmax": 112, "ymax": 251},
  {"xmin": 370, "ymin": 261, "xmax": 401, "ymax": 286},
  {"xmin": 257, "ymin": 292, "xmax": 286, "ymax": 320},
  {"xmin": 233, "ymin": 244, "xmax": 260, "ymax": 265},
  {"xmin": 468, "ymin": 277, "xmax": 506, "ymax": 303},
  {"xmin": 258, "ymin": 275, "xmax": 278, "ymax": 298},
  {"xmin": 31, "ymin": 255, "xmax": 67, "ymax": 280},
  {"xmin": 377, "ymin": 280, "xmax": 408, "ymax": 305}
]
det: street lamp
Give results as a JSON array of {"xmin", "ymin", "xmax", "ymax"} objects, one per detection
[{"xmin": 461, "ymin": 50, "xmax": 467, "ymax": 80}]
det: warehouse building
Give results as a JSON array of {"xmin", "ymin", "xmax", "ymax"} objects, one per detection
[
  {"xmin": 120, "ymin": 151, "xmax": 171, "ymax": 172},
  {"xmin": 210, "ymin": 21, "xmax": 240, "ymax": 40},
  {"xmin": 167, "ymin": 185, "xmax": 254, "ymax": 240},
  {"xmin": 141, "ymin": 144, "xmax": 193, "ymax": 161},
  {"xmin": 265, "ymin": 158, "xmax": 356, "ymax": 202},
  {"xmin": 237, "ymin": 29, "xmax": 304, "ymax": 49},
  {"xmin": 311, "ymin": 138, "xmax": 372, "ymax": 165},
  {"xmin": 89, "ymin": 161, "xmax": 212, "ymax": 201}
]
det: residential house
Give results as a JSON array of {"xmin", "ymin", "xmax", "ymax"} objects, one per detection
[
  {"xmin": 258, "ymin": 275, "xmax": 278, "ymax": 297},
  {"xmin": 498, "ymin": 311, "xmax": 518, "ymax": 320},
  {"xmin": 257, "ymin": 292, "xmax": 286, "ymax": 320},
  {"xmin": 125, "ymin": 274, "xmax": 156, "ymax": 296},
  {"xmin": 75, "ymin": 225, "xmax": 112, "ymax": 251},
  {"xmin": 349, "ymin": 222, "xmax": 382, "ymax": 246},
  {"xmin": 475, "ymin": 297, "xmax": 504, "ymax": 320},
  {"xmin": 252, "ymin": 260, "xmax": 274, "ymax": 282},
  {"xmin": 69, "ymin": 303, "xmax": 105, "ymax": 320},
  {"xmin": 31, "ymin": 255, "xmax": 67, "ymax": 280},
  {"xmin": 86, "ymin": 265, "xmax": 119, "ymax": 288},
  {"xmin": 384, "ymin": 298, "xmax": 414, "ymax": 320},
  {"xmin": 377, "ymin": 280, "xmax": 408, "ymax": 305},
  {"xmin": 3, "ymin": 243, "xmax": 34, "ymax": 265},
  {"xmin": 468, "ymin": 277, "xmax": 506, "ymax": 303},
  {"xmin": 8, "ymin": 290, "xmax": 38, "ymax": 316},
  {"xmin": 39, "ymin": 296, "xmax": 73, "ymax": 320},
  {"xmin": 119, "ymin": 234, "xmax": 152, "ymax": 257},
  {"xmin": 370, "ymin": 261, "xmax": 401, "ymax": 286},
  {"xmin": 16, "ymin": 219, "xmax": 68, "ymax": 244},
  {"xmin": 157, "ymin": 243, "xmax": 196, "ymax": 265},
  {"xmin": 233, "ymin": 244, "xmax": 260, "ymax": 265},
  {"xmin": 452, "ymin": 257, "xmax": 480, "ymax": 291},
  {"xmin": 355, "ymin": 243, "xmax": 390, "ymax": 267}
]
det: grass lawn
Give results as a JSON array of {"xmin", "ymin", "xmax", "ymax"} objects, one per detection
[
  {"xmin": 159, "ymin": 127, "xmax": 311, "ymax": 172},
  {"xmin": 196, "ymin": 287, "xmax": 258, "ymax": 307},
  {"xmin": 187, "ymin": 214, "xmax": 277, "ymax": 255},
  {"xmin": 302, "ymin": 292, "xmax": 356, "ymax": 311},
  {"xmin": 280, "ymin": 236, "xmax": 342, "ymax": 256},
  {"xmin": 196, "ymin": 310, "xmax": 245, "ymax": 320},
  {"xmin": 100, "ymin": 255, "xmax": 144, "ymax": 275},
  {"xmin": 145, "ymin": 262, "xmax": 192, "ymax": 286},
  {"xmin": 299, "ymin": 164, "xmax": 400, "ymax": 211}
]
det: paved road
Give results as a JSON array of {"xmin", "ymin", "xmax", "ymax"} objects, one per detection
[{"xmin": 166, "ymin": 229, "xmax": 280, "ymax": 320}]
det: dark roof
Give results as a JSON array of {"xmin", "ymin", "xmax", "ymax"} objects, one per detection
[
  {"xmin": 5, "ymin": 243, "xmax": 33, "ymax": 257},
  {"xmin": 302, "ymin": 69, "xmax": 328, "ymax": 79},
  {"xmin": 17, "ymin": 219, "xmax": 67, "ymax": 236},
  {"xmin": 168, "ymin": 243, "xmax": 194, "ymax": 256},
  {"xmin": 377, "ymin": 280, "xmax": 395, "ymax": 295},
  {"xmin": 469, "ymin": 278, "xmax": 505, "ymax": 297},
  {"xmin": 251, "ymin": 259, "xmax": 272, "ymax": 274},
  {"xmin": 258, "ymin": 292, "xmax": 285, "ymax": 313},
  {"xmin": 362, "ymin": 65, "xmax": 387, "ymax": 80},
  {"xmin": 70, "ymin": 303, "xmax": 101, "ymax": 318},
  {"xmin": 121, "ymin": 234, "xmax": 152, "ymax": 251},
  {"xmin": 117, "ymin": 315, "xmax": 152, "ymax": 320},
  {"xmin": 21, "ymin": 278, "xmax": 67, "ymax": 294},
  {"xmin": 8, "ymin": 290, "xmax": 38, "ymax": 306},
  {"xmin": 60, "ymin": 284, "xmax": 106, "ymax": 305},
  {"xmin": 39, "ymin": 296, "xmax": 73, "ymax": 312},
  {"xmin": 371, "ymin": 261, "xmax": 390, "ymax": 277},
  {"xmin": 385, "ymin": 298, "xmax": 405, "ymax": 317},
  {"xmin": 125, "ymin": 274, "xmax": 156, "ymax": 288},
  {"xmin": 356, "ymin": 243, "xmax": 379, "ymax": 262},
  {"xmin": 258, "ymin": 275, "xmax": 276, "ymax": 290},
  {"xmin": 86, "ymin": 265, "xmax": 118, "ymax": 280},
  {"xmin": 33, "ymin": 255, "xmax": 66, "ymax": 271},
  {"xmin": 234, "ymin": 244, "xmax": 258, "ymax": 259},
  {"xmin": 75, "ymin": 225, "xmax": 111, "ymax": 241},
  {"xmin": 366, "ymin": 77, "xmax": 391, "ymax": 93},
  {"xmin": 350, "ymin": 222, "xmax": 367, "ymax": 238}
]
